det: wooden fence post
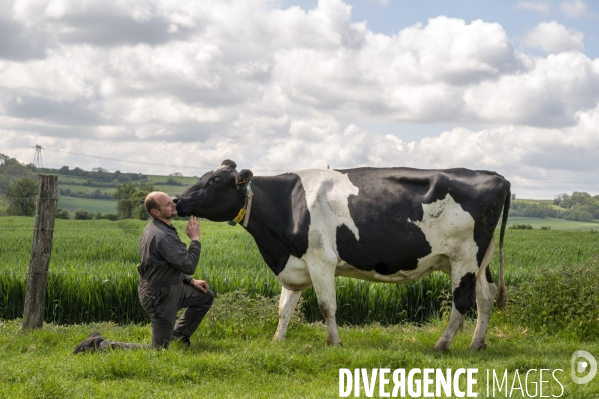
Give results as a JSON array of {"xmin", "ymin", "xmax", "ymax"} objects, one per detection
[{"xmin": 22, "ymin": 174, "xmax": 59, "ymax": 330}]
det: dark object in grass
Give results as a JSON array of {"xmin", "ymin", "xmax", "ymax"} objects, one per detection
[
  {"xmin": 509, "ymin": 224, "xmax": 533, "ymax": 230},
  {"xmin": 73, "ymin": 331, "xmax": 105, "ymax": 354}
]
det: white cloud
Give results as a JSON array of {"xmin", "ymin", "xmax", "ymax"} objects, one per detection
[
  {"xmin": 560, "ymin": 0, "xmax": 589, "ymax": 17},
  {"xmin": 1, "ymin": 0, "xmax": 599, "ymax": 198},
  {"xmin": 515, "ymin": 1, "xmax": 550, "ymax": 13},
  {"xmin": 523, "ymin": 21, "xmax": 584, "ymax": 53}
]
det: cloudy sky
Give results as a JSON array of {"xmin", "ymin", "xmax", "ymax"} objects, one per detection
[{"xmin": 1, "ymin": 0, "xmax": 598, "ymax": 198}]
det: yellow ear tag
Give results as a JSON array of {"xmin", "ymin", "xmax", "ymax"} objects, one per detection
[{"xmin": 233, "ymin": 209, "xmax": 246, "ymax": 223}]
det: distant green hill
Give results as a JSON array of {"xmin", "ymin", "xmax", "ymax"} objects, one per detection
[
  {"xmin": 55, "ymin": 175, "xmax": 197, "ymax": 215},
  {"xmin": 56, "ymin": 179, "xmax": 196, "ymax": 214},
  {"xmin": 0, "ymin": 156, "xmax": 199, "ymax": 216}
]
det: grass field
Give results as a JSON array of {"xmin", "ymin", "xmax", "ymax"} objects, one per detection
[
  {"xmin": 57, "ymin": 196, "xmax": 118, "ymax": 214},
  {"xmin": 59, "ymin": 184, "xmax": 117, "ymax": 196},
  {"xmin": 2, "ymin": 316, "xmax": 598, "ymax": 399},
  {"xmin": 506, "ymin": 216, "xmax": 599, "ymax": 230},
  {"xmin": 2, "ymin": 217, "xmax": 599, "ymax": 398}
]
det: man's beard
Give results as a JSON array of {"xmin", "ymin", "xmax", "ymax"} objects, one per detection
[{"xmin": 163, "ymin": 210, "xmax": 177, "ymax": 219}]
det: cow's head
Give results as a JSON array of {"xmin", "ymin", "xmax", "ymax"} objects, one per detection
[{"xmin": 173, "ymin": 160, "xmax": 253, "ymax": 221}]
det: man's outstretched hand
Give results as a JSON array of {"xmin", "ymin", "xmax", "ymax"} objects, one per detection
[{"xmin": 186, "ymin": 216, "xmax": 200, "ymax": 241}]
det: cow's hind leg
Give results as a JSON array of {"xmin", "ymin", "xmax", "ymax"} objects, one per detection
[
  {"xmin": 273, "ymin": 287, "xmax": 302, "ymax": 342},
  {"xmin": 434, "ymin": 265, "xmax": 477, "ymax": 352},
  {"xmin": 469, "ymin": 267, "xmax": 496, "ymax": 350},
  {"xmin": 470, "ymin": 239, "xmax": 497, "ymax": 350},
  {"xmin": 309, "ymin": 264, "xmax": 341, "ymax": 345}
]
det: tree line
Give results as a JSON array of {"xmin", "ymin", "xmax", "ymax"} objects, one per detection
[
  {"xmin": 510, "ymin": 192, "xmax": 599, "ymax": 222},
  {"xmin": 54, "ymin": 165, "xmax": 147, "ymax": 183}
]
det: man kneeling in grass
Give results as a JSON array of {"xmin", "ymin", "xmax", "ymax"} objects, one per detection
[{"xmin": 74, "ymin": 191, "xmax": 214, "ymax": 353}]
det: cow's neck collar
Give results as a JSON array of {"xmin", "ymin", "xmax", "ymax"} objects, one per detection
[{"xmin": 228, "ymin": 184, "xmax": 253, "ymax": 227}]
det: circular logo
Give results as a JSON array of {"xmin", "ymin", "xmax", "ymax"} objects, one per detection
[{"xmin": 571, "ymin": 350, "xmax": 597, "ymax": 384}]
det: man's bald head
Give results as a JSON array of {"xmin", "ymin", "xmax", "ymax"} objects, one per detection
[{"xmin": 145, "ymin": 191, "xmax": 172, "ymax": 218}]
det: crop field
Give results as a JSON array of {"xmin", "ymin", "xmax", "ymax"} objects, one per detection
[{"xmin": 1, "ymin": 216, "xmax": 599, "ymax": 326}]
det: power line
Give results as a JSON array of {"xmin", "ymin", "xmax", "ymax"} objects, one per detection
[
  {"xmin": 16, "ymin": 145, "xmax": 599, "ymax": 182},
  {"xmin": 31, "ymin": 146, "xmax": 332, "ymax": 174},
  {"xmin": 41, "ymin": 146, "xmax": 211, "ymax": 171},
  {"xmin": 39, "ymin": 146, "xmax": 300, "ymax": 174}
]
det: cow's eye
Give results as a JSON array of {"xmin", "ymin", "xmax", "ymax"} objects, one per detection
[{"xmin": 213, "ymin": 177, "xmax": 221, "ymax": 184}]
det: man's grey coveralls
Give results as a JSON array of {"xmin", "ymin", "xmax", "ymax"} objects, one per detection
[{"xmin": 136, "ymin": 218, "xmax": 214, "ymax": 347}]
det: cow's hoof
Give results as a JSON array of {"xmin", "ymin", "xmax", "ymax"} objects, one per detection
[
  {"xmin": 433, "ymin": 345, "xmax": 450, "ymax": 353},
  {"xmin": 327, "ymin": 341, "xmax": 343, "ymax": 347},
  {"xmin": 469, "ymin": 343, "xmax": 487, "ymax": 351}
]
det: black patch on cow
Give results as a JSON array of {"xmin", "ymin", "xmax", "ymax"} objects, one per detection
[
  {"xmin": 453, "ymin": 272, "xmax": 477, "ymax": 314},
  {"xmin": 335, "ymin": 168, "xmax": 445, "ymax": 274},
  {"xmin": 244, "ymin": 173, "xmax": 310, "ymax": 276},
  {"xmin": 336, "ymin": 167, "xmax": 510, "ymax": 274},
  {"xmin": 441, "ymin": 169, "xmax": 510, "ymax": 267}
]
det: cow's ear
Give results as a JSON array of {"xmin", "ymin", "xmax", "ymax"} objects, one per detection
[{"xmin": 237, "ymin": 169, "xmax": 253, "ymax": 189}]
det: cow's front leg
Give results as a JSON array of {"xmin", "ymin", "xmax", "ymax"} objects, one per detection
[
  {"xmin": 273, "ymin": 287, "xmax": 302, "ymax": 342},
  {"xmin": 309, "ymin": 263, "xmax": 341, "ymax": 346}
]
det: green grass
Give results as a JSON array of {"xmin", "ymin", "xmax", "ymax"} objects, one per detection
[
  {"xmin": 506, "ymin": 216, "xmax": 599, "ymax": 230},
  {"xmin": 1, "ymin": 313, "xmax": 598, "ymax": 398},
  {"xmin": 57, "ymin": 196, "xmax": 118, "ymax": 214}
]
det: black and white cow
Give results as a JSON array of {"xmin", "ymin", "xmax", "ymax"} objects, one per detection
[{"xmin": 174, "ymin": 160, "xmax": 510, "ymax": 351}]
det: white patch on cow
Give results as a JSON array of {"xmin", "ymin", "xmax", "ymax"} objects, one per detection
[
  {"xmin": 278, "ymin": 169, "xmax": 361, "ymax": 298},
  {"xmin": 276, "ymin": 169, "xmax": 361, "ymax": 345},
  {"xmin": 277, "ymin": 255, "xmax": 312, "ymax": 291},
  {"xmin": 295, "ymin": 169, "xmax": 360, "ymax": 245},
  {"xmin": 411, "ymin": 193, "xmax": 479, "ymax": 286}
]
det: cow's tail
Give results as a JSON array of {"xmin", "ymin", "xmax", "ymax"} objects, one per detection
[{"xmin": 495, "ymin": 187, "xmax": 510, "ymax": 311}]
